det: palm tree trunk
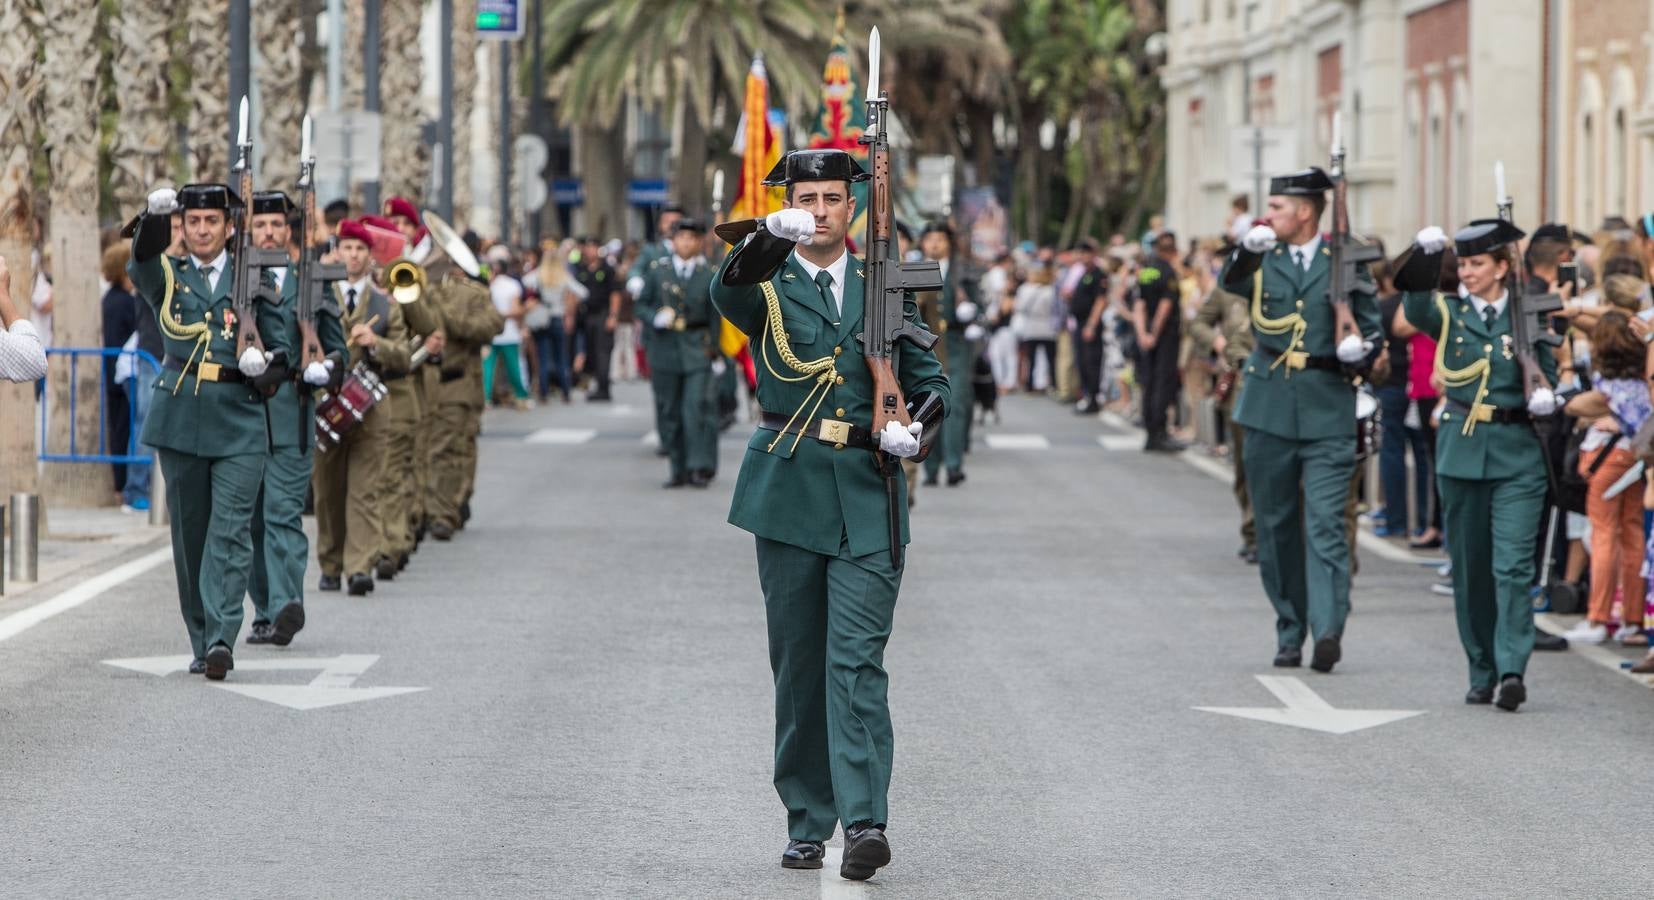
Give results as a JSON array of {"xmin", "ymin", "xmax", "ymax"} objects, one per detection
[
  {"xmin": 188, "ymin": 0, "xmax": 231, "ymax": 178},
  {"xmin": 0, "ymin": 0, "xmax": 41, "ymax": 501},
  {"xmin": 110, "ymin": 0, "xmax": 173, "ymax": 218},
  {"xmin": 40, "ymin": 0, "xmax": 107, "ymax": 507},
  {"xmin": 256, "ymin": 0, "xmax": 305, "ymax": 186},
  {"xmin": 671, "ymin": 93, "xmax": 707, "ymax": 217},
  {"xmin": 379, "ymin": 0, "xmax": 428, "ymax": 204},
  {"xmin": 452, "ymin": 0, "xmax": 477, "ymax": 226},
  {"xmin": 577, "ymin": 121, "xmax": 626, "ymax": 239}
]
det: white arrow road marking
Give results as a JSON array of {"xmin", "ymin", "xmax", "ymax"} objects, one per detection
[
  {"xmin": 1195, "ymin": 675, "xmax": 1425, "ymax": 735},
  {"xmin": 820, "ymin": 843, "xmax": 871, "ymax": 898},
  {"xmin": 524, "ymin": 428, "xmax": 596, "ymax": 445},
  {"xmin": 607, "ymin": 403, "xmax": 638, "ymax": 417},
  {"xmin": 103, "ymin": 653, "xmax": 427, "ymax": 711},
  {"xmin": 1097, "ymin": 434, "xmax": 1140, "ymax": 451},
  {"xmin": 984, "ymin": 433, "xmax": 1050, "ymax": 450}
]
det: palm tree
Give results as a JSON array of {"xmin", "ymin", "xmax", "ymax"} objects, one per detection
[
  {"xmin": 0, "ymin": 0, "xmax": 41, "ymax": 501},
  {"xmin": 379, "ymin": 0, "xmax": 428, "ymax": 204},
  {"xmin": 187, "ymin": 0, "xmax": 231, "ymax": 178},
  {"xmin": 452, "ymin": 0, "xmax": 478, "ymax": 226},
  {"xmin": 110, "ymin": 0, "xmax": 174, "ymax": 218},
  {"xmin": 256, "ymin": 0, "xmax": 306, "ymax": 187},
  {"xmin": 41, "ymin": 0, "xmax": 108, "ymax": 505}
]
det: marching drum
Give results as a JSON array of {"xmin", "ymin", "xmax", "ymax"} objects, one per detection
[
  {"xmin": 1354, "ymin": 384, "xmax": 1380, "ymax": 459},
  {"xmin": 314, "ymin": 363, "xmax": 388, "ymax": 451}
]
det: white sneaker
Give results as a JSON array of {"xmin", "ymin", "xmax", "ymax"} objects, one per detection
[
  {"xmin": 1562, "ymin": 621, "xmax": 1610, "ymax": 644},
  {"xmin": 1436, "ymin": 561, "xmax": 1452, "ymax": 579},
  {"xmin": 1430, "ymin": 581, "xmax": 1455, "ymax": 597},
  {"xmin": 1615, "ymin": 624, "xmax": 1645, "ymax": 643}
]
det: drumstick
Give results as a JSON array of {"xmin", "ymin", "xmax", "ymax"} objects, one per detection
[{"xmin": 349, "ymin": 314, "xmax": 383, "ymax": 347}]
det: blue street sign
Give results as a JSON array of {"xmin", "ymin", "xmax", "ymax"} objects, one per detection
[
  {"xmin": 477, "ymin": 0, "xmax": 524, "ymax": 40},
  {"xmin": 553, "ymin": 178, "xmax": 584, "ymax": 207},
  {"xmin": 627, "ymin": 179, "xmax": 669, "ymax": 207}
]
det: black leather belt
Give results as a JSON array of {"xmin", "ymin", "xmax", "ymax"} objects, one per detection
[
  {"xmin": 439, "ymin": 368, "xmax": 465, "ymax": 383},
  {"xmin": 758, "ymin": 411, "xmax": 879, "ymax": 451},
  {"xmin": 163, "ymin": 354, "xmax": 249, "ymax": 384},
  {"xmin": 1446, "ymin": 398, "xmax": 1533, "ymax": 425},
  {"xmin": 1256, "ymin": 346, "xmax": 1344, "ymax": 373}
]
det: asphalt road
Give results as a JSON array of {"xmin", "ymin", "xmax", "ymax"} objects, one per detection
[{"xmin": 1, "ymin": 380, "xmax": 1649, "ymax": 899}]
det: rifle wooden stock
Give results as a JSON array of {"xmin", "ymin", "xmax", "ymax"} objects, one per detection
[{"xmin": 234, "ymin": 161, "xmax": 266, "ymax": 359}]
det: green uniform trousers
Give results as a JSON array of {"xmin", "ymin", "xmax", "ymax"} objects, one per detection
[
  {"xmin": 923, "ymin": 360, "xmax": 973, "ymax": 478},
  {"xmin": 1226, "ymin": 404, "xmax": 1256, "ymax": 552},
  {"xmin": 159, "ymin": 449, "xmax": 263, "ymax": 660},
  {"xmin": 1440, "ymin": 472, "xmax": 1545, "ymax": 689},
  {"xmin": 428, "ymin": 400, "xmax": 470, "ymax": 529},
  {"xmin": 653, "ymin": 367, "xmax": 717, "ymax": 479},
  {"xmin": 756, "ymin": 534, "xmax": 903, "ymax": 840},
  {"xmin": 313, "ymin": 408, "xmax": 388, "ymax": 577},
  {"xmin": 1243, "ymin": 430, "xmax": 1354, "ymax": 650},
  {"xmin": 248, "ymin": 445, "xmax": 312, "ymax": 624},
  {"xmin": 381, "ymin": 406, "xmax": 418, "ymax": 558}
]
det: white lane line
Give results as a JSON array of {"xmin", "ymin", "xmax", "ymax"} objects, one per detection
[
  {"xmin": 0, "ymin": 548, "xmax": 172, "ymax": 643},
  {"xmin": 524, "ymin": 428, "xmax": 597, "ymax": 445},
  {"xmin": 984, "ymin": 433, "xmax": 1050, "ymax": 450},
  {"xmin": 1535, "ymin": 614, "xmax": 1654, "ymax": 690},
  {"xmin": 1097, "ymin": 434, "xmax": 1139, "ymax": 451},
  {"xmin": 819, "ymin": 844, "xmax": 871, "ymax": 898}
]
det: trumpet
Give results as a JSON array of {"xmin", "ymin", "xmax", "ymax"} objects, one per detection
[{"xmin": 383, "ymin": 257, "xmax": 426, "ymax": 304}]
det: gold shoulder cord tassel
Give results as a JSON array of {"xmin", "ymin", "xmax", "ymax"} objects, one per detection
[
  {"xmin": 1431, "ymin": 292, "xmax": 1492, "ymax": 436},
  {"xmin": 758, "ymin": 281, "xmax": 839, "ymax": 454},
  {"xmin": 154, "ymin": 260, "xmax": 213, "ymax": 396},
  {"xmin": 1250, "ymin": 269, "xmax": 1307, "ymax": 377}
]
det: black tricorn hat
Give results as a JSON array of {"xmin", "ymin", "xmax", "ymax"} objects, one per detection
[
  {"xmin": 762, "ymin": 149, "xmax": 870, "ymax": 186},
  {"xmin": 1453, "ymin": 218, "xmax": 1526, "ymax": 258},
  {"xmin": 672, "ymin": 218, "xmax": 705, "ymax": 235},
  {"xmin": 251, "ymin": 190, "xmax": 295, "ymax": 216},
  {"xmin": 1269, "ymin": 167, "xmax": 1334, "ymax": 197},
  {"xmin": 179, "ymin": 183, "xmax": 243, "ymax": 211}
]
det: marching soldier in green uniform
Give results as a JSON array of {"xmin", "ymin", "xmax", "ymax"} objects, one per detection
[
  {"xmin": 629, "ymin": 205, "xmax": 684, "ymax": 457},
  {"xmin": 710, "ymin": 149, "xmax": 949, "ymax": 881},
  {"xmin": 246, "ymin": 191, "xmax": 345, "ymax": 645},
  {"xmin": 128, "ymin": 184, "xmax": 291, "ymax": 679},
  {"xmin": 426, "ymin": 262, "xmax": 503, "ymax": 540},
  {"xmin": 1220, "ymin": 168, "xmax": 1382, "ymax": 673},
  {"xmin": 1187, "ymin": 282, "xmax": 1258, "ymax": 563},
  {"xmin": 636, "ymin": 218, "xmax": 721, "ymax": 488},
  {"xmin": 917, "ymin": 222, "xmax": 981, "ymax": 487},
  {"xmin": 1398, "ymin": 220, "xmax": 1561, "ymax": 711}
]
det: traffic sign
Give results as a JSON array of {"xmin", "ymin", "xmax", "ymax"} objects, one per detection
[
  {"xmin": 477, "ymin": 0, "xmax": 524, "ymax": 40},
  {"xmin": 312, "ymin": 110, "xmax": 382, "ymax": 182},
  {"xmin": 553, "ymin": 178, "xmax": 584, "ymax": 207}
]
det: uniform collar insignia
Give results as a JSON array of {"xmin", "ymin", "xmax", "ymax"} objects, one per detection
[{"xmin": 783, "ymin": 272, "xmax": 796, "ymax": 280}]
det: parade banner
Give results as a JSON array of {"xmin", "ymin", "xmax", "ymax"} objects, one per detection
[
  {"xmin": 724, "ymin": 55, "xmax": 785, "ymax": 358},
  {"xmin": 807, "ymin": 10, "xmax": 870, "ymax": 243}
]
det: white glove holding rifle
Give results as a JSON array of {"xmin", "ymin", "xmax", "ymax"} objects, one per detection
[{"xmin": 879, "ymin": 420, "xmax": 923, "ymax": 458}]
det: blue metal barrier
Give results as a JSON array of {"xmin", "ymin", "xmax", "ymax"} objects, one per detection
[{"xmin": 36, "ymin": 347, "xmax": 162, "ymax": 464}]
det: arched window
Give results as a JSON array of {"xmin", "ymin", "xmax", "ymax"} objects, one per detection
[
  {"xmin": 1403, "ymin": 85, "xmax": 1421, "ymax": 229},
  {"xmin": 1426, "ymin": 80, "xmax": 1446, "ymax": 228},
  {"xmin": 1611, "ymin": 108, "xmax": 1627, "ymax": 219},
  {"xmin": 1576, "ymin": 71, "xmax": 1604, "ymax": 229}
]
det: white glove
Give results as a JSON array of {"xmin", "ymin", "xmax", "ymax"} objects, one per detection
[
  {"xmin": 1336, "ymin": 334, "xmax": 1371, "ymax": 364},
  {"xmin": 764, "ymin": 208, "xmax": 817, "ymax": 243},
  {"xmin": 710, "ymin": 358, "xmax": 728, "ymax": 376},
  {"xmin": 1242, "ymin": 224, "xmax": 1278, "ymax": 254},
  {"xmin": 302, "ymin": 360, "xmax": 331, "ymax": 386},
  {"xmin": 1415, "ymin": 226, "xmax": 1448, "ymax": 254},
  {"xmin": 147, "ymin": 187, "xmax": 178, "ymax": 215},
  {"xmin": 238, "ymin": 347, "xmax": 271, "ymax": 377},
  {"xmin": 879, "ymin": 420, "xmax": 923, "ymax": 458},
  {"xmin": 626, "ymin": 275, "xmax": 645, "ymax": 298},
  {"xmin": 954, "ymin": 300, "xmax": 979, "ymax": 323},
  {"xmin": 652, "ymin": 307, "xmax": 676, "ymax": 329},
  {"xmin": 1527, "ymin": 387, "xmax": 1558, "ymax": 417},
  {"xmin": 964, "ymin": 323, "xmax": 986, "ymax": 341}
]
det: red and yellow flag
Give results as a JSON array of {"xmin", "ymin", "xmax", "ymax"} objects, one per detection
[{"xmin": 723, "ymin": 54, "xmax": 785, "ymax": 357}]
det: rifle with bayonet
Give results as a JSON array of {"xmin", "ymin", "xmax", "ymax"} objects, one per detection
[
  {"xmin": 1496, "ymin": 160, "xmax": 1564, "ymax": 396},
  {"xmin": 858, "ymin": 26, "xmax": 944, "ymax": 566},
  {"xmin": 230, "ymin": 95, "xmax": 291, "ymax": 390},
  {"xmin": 295, "ymin": 113, "xmax": 346, "ymax": 383},
  {"xmin": 1327, "ymin": 112, "xmax": 1382, "ymax": 370}
]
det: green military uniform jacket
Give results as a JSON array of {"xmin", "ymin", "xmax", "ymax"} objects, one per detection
[
  {"xmin": 1187, "ymin": 285, "xmax": 1255, "ymax": 373},
  {"xmin": 636, "ymin": 255, "xmax": 720, "ymax": 374},
  {"xmin": 711, "ymin": 240, "xmax": 951, "ymax": 559},
  {"xmin": 935, "ymin": 262, "xmax": 979, "ymax": 371},
  {"xmin": 431, "ymin": 277, "xmax": 505, "ymax": 409},
  {"xmin": 1402, "ymin": 289, "xmax": 1556, "ymax": 480},
  {"xmin": 1220, "ymin": 241, "xmax": 1382, "ymax": 441},
  {"xmin": 127, "ymin": 214, "xmax": 292, "ymax": 458},
  {"xmin": 266, "ymin": 267, "xmax": 347, "ymax": 450}
]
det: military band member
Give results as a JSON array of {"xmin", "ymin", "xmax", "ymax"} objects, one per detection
[
  {"xmin": 1187, "ymin": 281, "xmax": 1258, "ymax": 563},
  {"xmin": 312, "ymin": 219, "xmax": 411, "ymax": 595},
  {"xmin": 1398, "ymin": 221, "xmax": 1561, "ymax": 711},
  {"xmin": 636, "ymin": 218, "xmax": 720, "ymax": 487},
  {"xmin": 128, "ymin": 184, "xmax": 290, "ymax": 680},
  {"xmin": 426, "ymin": 264, "xmax": 504, "ymax": 540},
  {"xmin": 1220, "ymin": 167, "xmax": 1382, "ymax": 673},
  {"xmin": 711, "ymin": 149, "xmax": 950, "ymax": 881},
  {"xmin": 917, "ymin": 221, "xmax": 980, "ymax": 487},
  {"xmin": 246, "ymin": 191, "xmax": 345, "ymax": 645}
]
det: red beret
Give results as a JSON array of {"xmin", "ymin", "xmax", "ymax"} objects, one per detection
[
  {"xmin": 336, "ymin": 218, "xmax": 373, "ymax": 246},
  {"xmin": 384, "ymin": 197, "xmax": 420, "ymax": 223},
  {"xmin": 360, "ymin": 214, "xmax": 397, "ymax": 231}
]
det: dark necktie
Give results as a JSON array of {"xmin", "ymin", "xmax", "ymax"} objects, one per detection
[
  {"xmin": 347, "ymin": 287, "xmax": 358, "ymax": 316},
  {"xmin": 1483, "ymin": 304, "xmax": 1498, "ymax": 329},
  {"xmin": 200, "ymin": 263, "xmax": 215, "ymax": 288},
  {"xmin": 814, "ymin": 270, "xmax": 835, "ymax": 313},
  {"xmin": 1292, "ymin": 249, "xmax": 1304, "ymax": 271}
]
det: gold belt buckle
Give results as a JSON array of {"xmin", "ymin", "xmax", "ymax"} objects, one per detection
[
  {"xmin": 1471, "ymin": 403, "xmax": 1494, "ymax": 423},
  {"xmin": 672, "ymin": 318, "xmax": 687, "ymax": 332},
  {"xmin": 1284, "ymin": 351, "xmax": 1308, "ymax": 370},
  {"xmin": 196, "ymin": 361, "xmax": 222, "ymax": 382},
  {"xmin": 817, "ymin": 419, "xmax": 852, "ymax": 445}
]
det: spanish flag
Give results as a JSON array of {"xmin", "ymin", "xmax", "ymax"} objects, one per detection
[{"xmin": 722, "ymin": 54, "xmax": 785, "ymax": 358}]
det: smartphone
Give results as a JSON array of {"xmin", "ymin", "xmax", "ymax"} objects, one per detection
[{"xmin": 1558, "ymin": 261, "xmax": 1579, "ymax": 290}]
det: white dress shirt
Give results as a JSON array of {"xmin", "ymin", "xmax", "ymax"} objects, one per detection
[
  {"xmin": 792, "ymin": 250, "xmax": 849, "ymax": 317},
  {"xmin": 339, "ymin": 276, "xmax": 372, "ymax": 316},
  {"xmin": 1468, "ymin": 290, "xmax": 1509, "ymax": 322},
  {"xmin": 190, "ymin": 249, "xmax": 229, "ymax": 292},
  {"xmin": 1287, "ymin": 234, "xmax": 1322, "ymax": 271}
]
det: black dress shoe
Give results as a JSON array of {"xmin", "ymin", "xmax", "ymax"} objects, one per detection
[
  {"xmin": 347, "ymin": 573, "xmax": 374, "ymax": 596},
  {"xmin": 1495, "ymin": 674, "xmax": 1526, "ymax": 712},
  {"xmin": 840, "ymin": 822, "xmax": 891, "ymax": 881},
  {"xmin": 1534, "ymin": 631, "xmax": 1569, "ymax": 652},
  {"xmin": 188, "ymin": 659, "xmax": 206, "ymax": 675},
  {"xmin": 318, "ymin": 574, "xmax": 341, "ymax": 592},
  {"xmin": 397, "ymin": 552, "xmax": 409, "ymax": 572},
  {"xmin": 272, "ymin": 601, "xmax": 305, "ymax": 647},
  {"xmin": 204, "ymin": 644, "xmax": 233, "ymax": 681},
  {"xmin": 1310, "ymin": 635, "xmax": 1342, "ymax": 673},
  {"xmin": 688, "ymin": 471, "xmax": 711, "ymax": 489},
  {"xmin": 1273, "ymin": 648, "xmax": 1302, "ymax": 668},
  {"xmin": 663, "ymin": 474, "xmax": 688, "ymax": 489},
  {"xmin": 781, "ymin": 839, "xmax": 825, "ymax": 870},
  {"xmin": 654, "ymin": 446, "xmax": 670, "ymax": 457},
  {"xmin": 430, "ymin": 520, "xmax": 454, "ymax": 541},
  {"xmin": 1243, "ymin": 548, "xmax": 1259, "ymax": 565},
  {"xmin": 246, "ymin": 621, "xmax": 275, "ymax": 645},
  {"xmin": 460, "ymin": 501, "xmax": 472, "ymax": 524},
  {"xmin": 1465, "ymin": 685, "xmax": 1495, "ymax": 705},
  {"xmin": 946, "ymin": 470, "xmax": 966, "ymax": 487},
  {"xmin": 375, "ymin": 556, "xmax": 398, "ymax": 580}
]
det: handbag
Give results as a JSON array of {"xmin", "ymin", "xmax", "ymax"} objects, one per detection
[{"xmin": 1558, "ymin": 428, "xmax": 1617, "ymax": 515}]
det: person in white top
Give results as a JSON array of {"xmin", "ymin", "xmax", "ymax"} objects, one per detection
[
  {"xmin": 0, "ymin": 254, "xmax": 46, "ymax": 382},
  {"xmin": 484, "ymin": 245, "xmax": 531, "ymax": 408}
]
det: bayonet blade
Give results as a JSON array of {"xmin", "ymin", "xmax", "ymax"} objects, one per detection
[
  {"xmin": 866, "ymin": 27, "xmax": 881, "ymax": 102},
  {"xmin": 237, "ymin": 95, "xmax": 249, "ymax": 146},
  {"xmin": 301, "ymin": 113, "xmax": 313, "ymax": 163}
]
